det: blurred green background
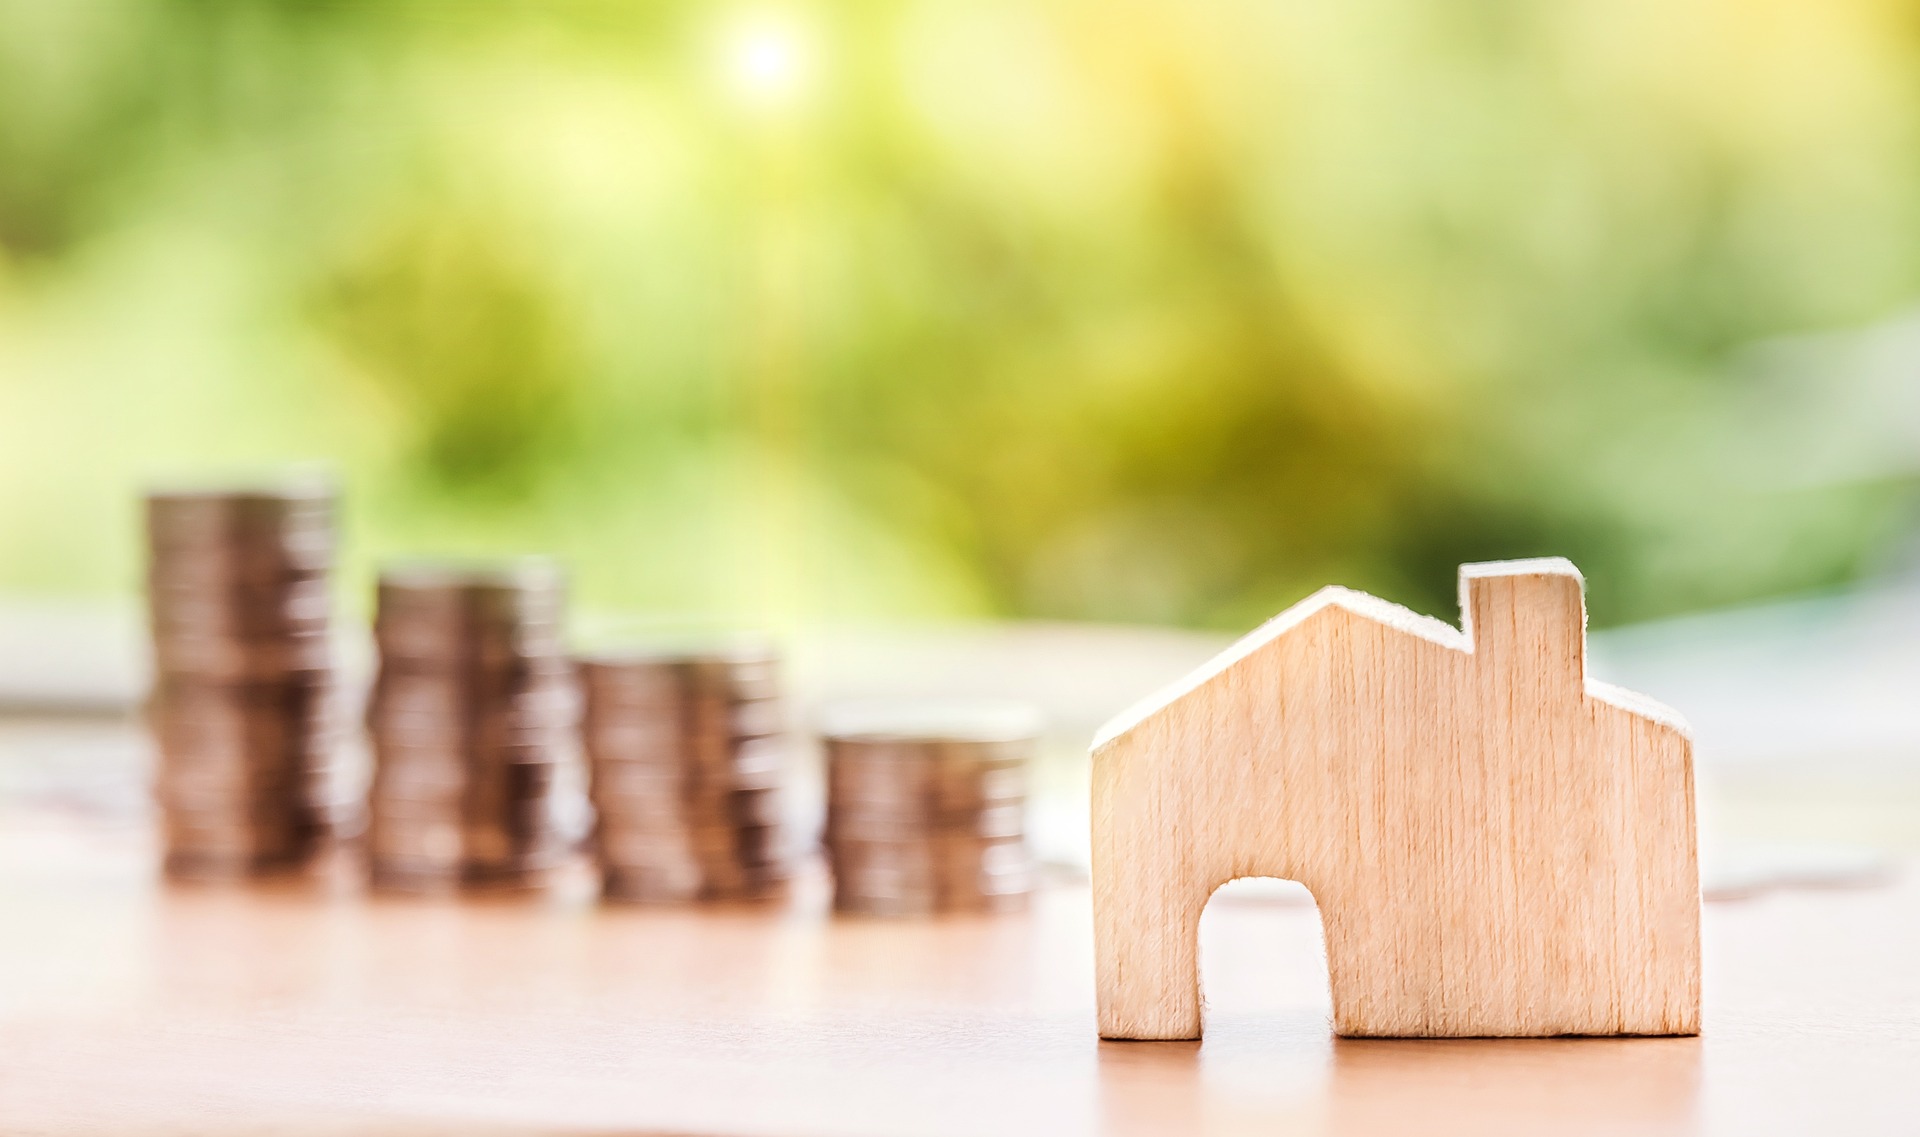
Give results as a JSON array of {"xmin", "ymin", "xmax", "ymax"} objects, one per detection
[{"xmin": 2, "ymin": 0, "xmax": 1919, "ymax": 630}]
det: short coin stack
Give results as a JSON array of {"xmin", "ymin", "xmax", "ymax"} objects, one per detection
[
  {"xmin": 366, "ymin": 560, "xmax": 577, "ymax": 891},
  {"xmin": 144, "ymin": 482, "xmax": 347, "ymax": 878},
  {"xmin": 577, "ymin": 644, "xmax": 788, "ymax": 903},
  {"xmin": 822, "ymin": 703, "xmax": 1038, "ymax": 916}
]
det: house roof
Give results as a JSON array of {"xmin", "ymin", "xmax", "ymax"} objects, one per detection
[
  {"xmin": 1092, "ymin": 568, "xmax": 1691, "ymax": 753},
  {"xmin": 1091, "ymin": 586, "xmax": 1463, "ymax": 752}
]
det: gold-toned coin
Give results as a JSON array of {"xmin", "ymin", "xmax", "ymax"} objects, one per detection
[
  {"xmin": 820, "ymin": 701, "xmax": 1041, "ymax": 917},
  {"xmin": 144, "ymin": 481, "xmax": 346, "ymax": 879},
  {"xmin": 577, "ymin": 643, "xmax": 791, "ymax": 905},
  {"xmin": 365, "ymin": 558, "xmax": 579, "ymax": 892}
]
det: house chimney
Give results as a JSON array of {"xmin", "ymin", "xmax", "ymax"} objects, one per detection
[{"xmin": 1459, "ymin": 558, "xmax": 1587, "ymax": 696}]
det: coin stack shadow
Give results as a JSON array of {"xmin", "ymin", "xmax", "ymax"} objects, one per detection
[
  {"xmin": 144, "ymin": 483, "xmax": 348, "ymax": 879},
  {"xmin": 822, "ymin": 706, "xmax": 1038, "ymax": 916},
  {"xmin": 578, "ymin": 646, "xmax": 789, "ymax": 902},
  {"xmin": 366, "ymin": 561, "xmax": 577, "ymax": 892}
]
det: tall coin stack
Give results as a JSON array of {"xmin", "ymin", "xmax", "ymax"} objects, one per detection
[
  {"xmin": 366, "ymin": 561, "xmax": 577, "ymax": 891},
  {"xmin": 822, "ymin": 704, "xmax": 1038, "ymax": 916},
  {"xmin": 144, "ymin": 482, "xmax": 347, "ymax": 879},
  {"xmin": 578, "ymin": 644, "xmax": 788, "ymax": 903}
]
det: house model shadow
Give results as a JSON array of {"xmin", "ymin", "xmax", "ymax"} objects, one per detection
[{"xmin": 1091, "ymin": 558, "xmax": 1700, "ymax": 1040}]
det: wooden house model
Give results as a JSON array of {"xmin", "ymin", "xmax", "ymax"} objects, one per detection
[{"xmin": 1091, "ymin": 558, "xmax": 1700, "ymax": 1039}]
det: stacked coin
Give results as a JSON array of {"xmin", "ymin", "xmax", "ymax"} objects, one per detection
[
  {"xmin": 366, "ymin": 560, "xmax": 577, "ymax": 891},
  {"xmin": 144, "ymin": 481, "xmax": 349, "ymax": 878},
  {"xmin": 577, "ymin": 643, "xmax": 788, "ymax": 902},
  {"xmin": 822, "ymin": 703, "xmax": 1038, "ymax": 916}
]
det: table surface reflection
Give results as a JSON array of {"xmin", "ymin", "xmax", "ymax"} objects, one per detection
[{"xmin": 0, "ymin": 811, "xmax": 1914, "ymax": 1136}]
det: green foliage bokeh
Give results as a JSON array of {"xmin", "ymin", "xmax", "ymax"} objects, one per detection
[{"xmin": 1, "ymin": 0, "xmax": 1917, "ymax": 628}]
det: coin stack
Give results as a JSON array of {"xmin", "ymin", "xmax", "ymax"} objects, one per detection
[
  {"xmin": 144, "ymin": 482, "xmax": 348, "ymax": 879},
  {"xmin": 365, "ymin": 560, "xmax": 577, "ymax": 891},
  {"xmin": 577, "ymin": 644, "xmax": 788, "ymax": 903},
  {"xmin": 822, "ymin": 704, "xmax": 1038, "ymax": 916}
]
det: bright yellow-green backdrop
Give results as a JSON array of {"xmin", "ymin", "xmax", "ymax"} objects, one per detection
[{"xmin": 2, "ymin": 0, "xmax": 1917, "ymax": 628}]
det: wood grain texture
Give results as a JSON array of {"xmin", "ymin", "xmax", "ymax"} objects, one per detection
[{"xmin": 1092, "ymin": 558, "xmax": 1700, "ymax": 1040}]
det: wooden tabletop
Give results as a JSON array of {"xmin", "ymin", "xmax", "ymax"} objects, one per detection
[{"xmin": 0, "ymin": 806, "xmax": 1914, "ymax": 1137}]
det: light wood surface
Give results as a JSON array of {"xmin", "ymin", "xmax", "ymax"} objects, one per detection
[
  {"xmin": 0, "ymin": 805, "xmax": 1914, "ymax": 1136},
  {"xmin": 1093, "ymin": 560, "xmax": 1698, "ymax": 1039}
]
